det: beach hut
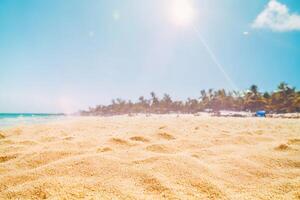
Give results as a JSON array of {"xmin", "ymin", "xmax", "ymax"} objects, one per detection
[{"xmin": 255, "ymin": 110, "xmax": 266, "ymax": 117}]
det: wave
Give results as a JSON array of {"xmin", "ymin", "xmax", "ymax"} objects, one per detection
[{"xmin": 0, "ymin": 113, "xmax": 65, "ymax": 128}]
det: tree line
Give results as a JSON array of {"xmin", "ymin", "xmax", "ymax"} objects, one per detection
[{"xmin": 80, "ymin": 82, "xmax": 300, "ymax": 116}]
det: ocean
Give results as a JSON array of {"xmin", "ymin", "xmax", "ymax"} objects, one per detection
[{"xmin": 0, "ymin": 113, "xmax": 65, "ymax": 128}]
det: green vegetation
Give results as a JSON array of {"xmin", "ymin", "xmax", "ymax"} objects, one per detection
[{"xmin": 81, "ymin": 82, "xmax": 300, "ymax": 115}]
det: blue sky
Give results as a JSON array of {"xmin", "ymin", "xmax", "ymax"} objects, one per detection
[{"xmin": 0, "ymin": 0, "xmax": 300, "ymax": 113}]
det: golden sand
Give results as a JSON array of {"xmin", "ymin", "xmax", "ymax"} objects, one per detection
[{"xmin": 0, "ymin": 115, "xmax": 299, "ymax": 199}]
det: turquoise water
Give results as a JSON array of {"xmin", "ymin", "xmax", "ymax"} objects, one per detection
[{"xmin": 0, "ymin": 113, "xmax": 65, "ymax": 128}]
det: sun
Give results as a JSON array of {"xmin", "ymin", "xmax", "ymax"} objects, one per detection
[{"xmin": 169, "ymin": 0, "xmax": 196, "ymax": 27}]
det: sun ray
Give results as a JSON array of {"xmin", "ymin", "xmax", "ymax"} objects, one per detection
[{"xmin": 193, "ymin": 25, "xmax": 238, "ymax": 90}]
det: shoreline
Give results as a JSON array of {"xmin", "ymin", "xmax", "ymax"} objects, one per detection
[{"xmin": 1, "ymin": 113, "xmax": 300, "ymax": 129}]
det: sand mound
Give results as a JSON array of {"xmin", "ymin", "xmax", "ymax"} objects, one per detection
[
  {"xmin": 0, "ymin": 131, "xmax": 5, "ymax": 139},
  {"xmin": 0, "ymin": 115, "xmax": 300, "ymax": 199},
  {"xmin": 130, "ymin": 136, "xmax": 150, "ymax": 142},
  {"xmin": 190, "ymin": 180, "xmax": 227, "ymax": 200},
  {"xmin": 97, "ymin": 147, "xmax": 112, "ymax": 153},
  {"xmin": 138, "ymin": 175, "xmax": 172, "ymax": 196},
  {"xmin": 145, "ymin": 144, "xmax": 175, "ymax": 154},
  {"xmin": 0, "ymin": 155, "xmax": 17, "ymax": 163},
  {"xmin": 110, "ymin": 138, "xmax": 131, "ymax": 146},
  {"xmin": 158, "ymin": 126, "xmax": 167, "ymax": 130},
  {"xmin": 275, "ymin": 144, "xmax": 290, "ymax": 151},
  {"xmin": 288, "ymin": 138, "xmax": 300, "ymax": 145},
  {"xmin": 157, "ymin": 132, "xmax": 176, "ymax": 140}
]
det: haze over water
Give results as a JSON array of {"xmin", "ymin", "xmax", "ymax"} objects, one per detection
[{"xmin": 0, "ymin": 113, "xmax": 65, "ymax": 127}]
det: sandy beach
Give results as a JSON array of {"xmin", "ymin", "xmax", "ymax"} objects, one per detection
[{"xmin": 0, "ymin": 115, "xmax": 299, "ymax": 199}]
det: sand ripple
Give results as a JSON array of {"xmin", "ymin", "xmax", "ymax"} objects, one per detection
[{"xmin": 0, "ymin": 115, "xmax": 299, "ymax": 199}]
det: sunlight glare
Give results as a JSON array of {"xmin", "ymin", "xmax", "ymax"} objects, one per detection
[{"xmin": 169, "ymin": 0, "xmax": 196, "ymax": 27}]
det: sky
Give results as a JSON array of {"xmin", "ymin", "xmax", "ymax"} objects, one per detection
[{"xmin": 0, "ymin": 0, "xmax": 300, "ymax": 113}]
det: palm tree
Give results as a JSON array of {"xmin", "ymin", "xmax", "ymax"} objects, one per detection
[
  {"xmin": 161, "ymin": 94, "xmax": 173, "ymax": 113},
  {"xmin": 137, "ymin": 96, "xmax": 149, "ymax": 112},
  {"xmin": 272, "ymin": 82, "xmax": 295, "ymax": 112},
  {"xmin": 278, "ymin": 82, "xmax": 288, "ymax": 92},
  {"xmin": 150, "ymin": 92, "xmax": 159, "ymax": 113},
  {"xmin": 186, "ymin": 98, "xmax": 199, "ymax": 113},
  {"xmin": 81, "ymin": 82, "xmax": 300, "ymax": 115},
  {"xmin": 244, "ymin": 85, "xmax": 265, "ymax": 111},
  {"xmin": 250, "ymin": 84, "xmax": 258, "ymax": 95}
]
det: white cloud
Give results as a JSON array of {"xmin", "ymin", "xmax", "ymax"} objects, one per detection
[
  {"xmin": 252, "ymin": 0, "xmax": 300, "ymax": 32},
  {"xmin": 243, "ymin": 31, "xmax": 249, "ymax": 36}
]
